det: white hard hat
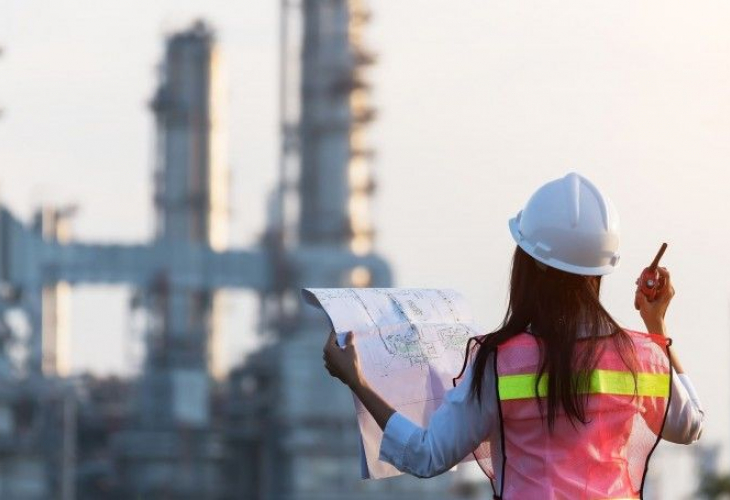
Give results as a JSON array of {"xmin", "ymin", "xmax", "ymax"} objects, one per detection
[{"xmin": 508, "ymin": 172, "xmax": 621, "ymax": 276}]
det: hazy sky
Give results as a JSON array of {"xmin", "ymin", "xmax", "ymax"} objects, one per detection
[{"xmin": 2, "ymin": 1, "xmax": 730, "ymax": 494}]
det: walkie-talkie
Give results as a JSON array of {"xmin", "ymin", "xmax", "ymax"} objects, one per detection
[{"xmin": 634, "ymin": 243, "xmax": 668, "ymax": 310}]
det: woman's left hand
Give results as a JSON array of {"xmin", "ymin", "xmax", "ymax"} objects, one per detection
[{"xmin": 322, "ymin": 330, "xmax": 364, "ymax": 388}]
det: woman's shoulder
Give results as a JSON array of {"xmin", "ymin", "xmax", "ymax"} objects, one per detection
[
  {"xmin": 610, "ymin": 328, "xmax": 672, "ymax": 370},
  {"xmin": 621, "ymin": 328, "xmax": 671, "ymax": 348},
  {"xmin": 498, "ymin": 330, "xmax": 538, "ymax": 349}
]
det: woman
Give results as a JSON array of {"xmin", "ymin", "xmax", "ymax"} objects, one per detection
[{"xmin": 322, "ymin": 173, "xmax": 704, "ymax": 499}]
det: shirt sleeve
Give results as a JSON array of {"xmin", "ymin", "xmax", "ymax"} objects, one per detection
[
  {"xmin": 661, "ymin": 370, "xmax": 705, "ymax": 444},
  {"xmin": 378, "ymin": 356, "xmax": 497, "ymax": 478}
]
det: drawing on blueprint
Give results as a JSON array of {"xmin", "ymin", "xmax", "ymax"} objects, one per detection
[{"xmin": 374, "ymin": 324, "xmax": 474, "ymax": 373}]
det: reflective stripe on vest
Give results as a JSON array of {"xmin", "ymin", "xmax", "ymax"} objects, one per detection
[{"xmin": 498, "ymin": 369, "xmax": 669, "ymax": 401}]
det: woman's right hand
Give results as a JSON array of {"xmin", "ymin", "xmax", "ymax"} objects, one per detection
[{"xmin": 634, "ymin": 266, "xmax": 675, "ymax": 335}]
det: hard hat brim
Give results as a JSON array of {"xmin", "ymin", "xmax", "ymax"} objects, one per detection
[{"xmin": 508, "ymin": 215, "xmax": 619, "ymax": 277}]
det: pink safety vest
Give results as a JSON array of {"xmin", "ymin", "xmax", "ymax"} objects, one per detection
[{"xmin": 454, "ymin": 329, "xmax": 672, "ymax": 500}]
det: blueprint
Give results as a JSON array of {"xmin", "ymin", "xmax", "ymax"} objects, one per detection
[{"xmin": 302, "ymin": 288, "xmax": 483, "ymax": 479}]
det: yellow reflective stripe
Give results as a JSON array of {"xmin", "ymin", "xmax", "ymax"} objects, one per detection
[
  {"xmin": 499, "ymin": 373, "xmax": 549, "ymax": 399},
  {"xmin": 498, "ymin": 370, "xmax": 669, "ymax": 401}
]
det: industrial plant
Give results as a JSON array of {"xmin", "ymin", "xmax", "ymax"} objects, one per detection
[
  {"xmin": 0, "ymin": 4, "xmax": 488, "ymax": 499},
  {"xmin": 1, "ymin": 2, "xmax": 715, "ymax": 499}
]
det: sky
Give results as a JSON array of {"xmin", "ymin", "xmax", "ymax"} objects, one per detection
[{"xmin": 1, "ymin": 0, "xmax": 730, "ymax": 495}]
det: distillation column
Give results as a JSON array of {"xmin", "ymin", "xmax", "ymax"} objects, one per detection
[
  {"xmin": 114, "ymin": 20, "xmax": 228, "ymax": 497},
  {"xmin": 298, "ymin": 0, "xmax": 376, "ymax": 255},
  {"xmin": 254, "ymin": 2, "xmax": 423, "ymax": 499},
  {"xmin": 146, "ymin": 19, "xmax": 228, "ymax": 427},
  {"xmin": 257, "ymin": 2, "xmax": 459, "ymax": 498}
]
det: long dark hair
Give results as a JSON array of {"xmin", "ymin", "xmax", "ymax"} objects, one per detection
[{"xmin": 469, "ymin": 245, "xmax": 637, "ymax": 430}]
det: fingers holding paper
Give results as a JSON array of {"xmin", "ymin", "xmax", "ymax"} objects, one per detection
[{"xmin": 322, "ymin": 330, "xmax": 364, "ymax": 388}]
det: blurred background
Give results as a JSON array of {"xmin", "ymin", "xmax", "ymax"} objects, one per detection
[{"xmin": 0, "ymin": 1, "xmax": 729, "ymax": 498}]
